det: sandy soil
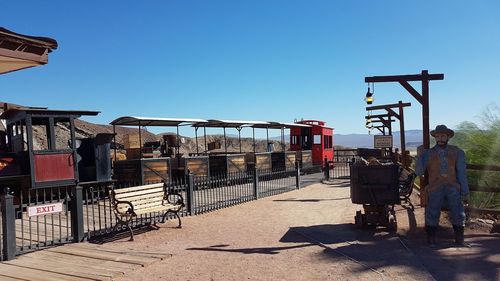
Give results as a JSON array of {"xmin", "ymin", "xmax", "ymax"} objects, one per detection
[{"xmin": 93, "ymin": 180, "xmax": 498, "ymax": 281}]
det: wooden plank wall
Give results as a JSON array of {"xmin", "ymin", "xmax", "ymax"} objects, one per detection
[
  {"xmin": 227, "ymin": 154, "xmax": 246, "ymax": 173},
  {"xmin": 141, "ymin": 158, "xmax": 170, "ymax": 183}
]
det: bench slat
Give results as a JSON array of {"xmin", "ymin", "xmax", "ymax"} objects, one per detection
[
  {"xmin": 118, "ymin": 203, "xmax": 180, "ymax": 216},
  {"xmin": 115, "ymin": 190, "xmax": 165, "ymax": 202},
  {"xmin": 133, "ymin": 200, "xmax": 177, "ymax": 211},
  {"xmin": 134, "ymin": 203, "xmax": 180, "ymax": 215},
  {"xmin": 115, "ymin": 197, "xmax": 165, "ymax": 214},
  {"xmin": 113, "ymin": 183, "xmax": 164, "ymax": 194},
  {"xmin": 112, "ymin": 187, "xmax": 164, "ymax": 200}
]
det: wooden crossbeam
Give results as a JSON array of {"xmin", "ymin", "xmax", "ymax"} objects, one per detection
[
  {"xmin": 366, "ymin": 102, "xmax": 411, "ymax": 111},
  {"xmin": 365, "ymin": 72, "xmax": 444, "ymax": 83}
]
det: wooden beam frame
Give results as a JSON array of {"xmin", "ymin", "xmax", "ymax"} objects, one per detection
[{"xmin": 364, "ymin": 70, "xmax": 444, "ymax": 205}]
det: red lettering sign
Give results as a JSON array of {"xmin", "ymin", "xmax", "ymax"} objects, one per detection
[{"xmin": 28, "ymin": 203, "xmax": 63, "ymax": 217}]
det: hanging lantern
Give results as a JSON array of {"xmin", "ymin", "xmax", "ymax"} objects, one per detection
[{"xmin": 365, "ymin": 87, "xmax": 374, "ymax": 105}]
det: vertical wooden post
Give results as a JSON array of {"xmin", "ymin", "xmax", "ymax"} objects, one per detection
[
  {"xmin": 204, "ymin": 126, "xmax": 207, "ymax": 153},
  {"xmin": 399, "ymin": 101, "xmax": 406, "ymax": 168},
  {"xmin": 252, "ymin": 127, "xmax": 256, "ymax": 153},
  {"xmin": 138, "ymin": 121, "xmax": 142, "ymax": 159},
  {"xmin": 223, "ymin": 127, "xmax": 227, "ymax": 153},
  {"xmin": 421, "ymin": 70, "xmax": 431, "ymax": 204},
  {"xmin": 238, "ymin": 128, "xmax": 242, "ymax": 153},
  {"xmin": 195, "ymin": 127, "xmax": 199, "ymax": 154},
  {"xmin": 113, "ymin": 125, "xmax": 117, "ymax": 161},
  {"xmin": 422, "ymin": 70, "xmax": 430, "ymax": 150}
]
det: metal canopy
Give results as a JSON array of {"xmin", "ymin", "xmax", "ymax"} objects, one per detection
[
  {"xmin": 193, "ymin": 119, "xmax": 268, "ymax": 128},
  {"xmin": 0, "ymin": 108, "xmax": 99, "ymax": 119},
  {"xmin": 110, "ymin": 116, "xmax": 208, "ymax": 127},
  {"xmin": 0, "ymin": 27, "xmax": 58, "ymax": 74},
  {"xmin": 250, "ymin": 121, "xmax": 311, "ymax": 129}
]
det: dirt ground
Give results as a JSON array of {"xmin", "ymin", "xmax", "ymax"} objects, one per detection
[{"xmin": 95, "ymin": 180, "xmax": 499, "ymax": 281}]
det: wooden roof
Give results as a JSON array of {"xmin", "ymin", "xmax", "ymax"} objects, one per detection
[{"xmin": 0, "ymin": 27, "xmax": 58, "ymax": 74}]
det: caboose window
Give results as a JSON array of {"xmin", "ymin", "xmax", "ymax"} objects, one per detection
[
  {"xmin": 324, "ymin": 135, "xmax": 333, "ymax": 149},
  {"xmin": 291, "ymin": 135, "xmax": 298, "ymax": 145},
  {"xmin": 54, "ymin": 118, "xmax": 72, "ymax": 150},
  {"xmin": 313, "ymin": 135, "xmax": 321, "ymax": 144},
  {"xmin": 9, "ymin": 120, "xmax": 28, "ymax": 152},
  {"xmin": 31, "ymin": 117, "xmax": 51, "ymax": 150}
]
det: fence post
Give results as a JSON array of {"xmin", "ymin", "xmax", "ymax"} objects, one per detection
[
  {"xmin": 295, "ymin": 161, "xmax": 301, "ymax": 189},
  {"xmin": 186, "ymin": 173, "xmax": 195, "ymax": 215},
  {"xmin": 324, "ymin": 157, "xmax": 329, "ymax": 180},
  {"xmin": 70, "ymin": 185, "xmax": 85, "ymax": 242},
  {"xmin": 253, "ymin": 166, "xmax": 259, "ymax": 200},
  {"xmin": 1, "ymin": 187, "xmax": 16, "ymax": 261}
]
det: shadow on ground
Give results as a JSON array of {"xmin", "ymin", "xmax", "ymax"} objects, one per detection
[
  {"xmin": 273, "ymin": 197, "xmax": 350, "ymax": 203},
  {"xmin": 284, "ymin": 223, "xmax": 500, "ymax": 281},
  {"xmin": 87, "ymin": 224, "xmax": 176, "ymax": 244},
  {"xmin": 186, "ymin": 222, "xmax": 499, "ymax": 281}
]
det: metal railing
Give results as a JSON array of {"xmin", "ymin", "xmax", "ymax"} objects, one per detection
[
  {"xmin": 328, "ymin": 149, "xmax": 359, "ymax": 179},
  {"xmin": 0, "ymin": 164, "xmax": 307, "ymax": 260}
]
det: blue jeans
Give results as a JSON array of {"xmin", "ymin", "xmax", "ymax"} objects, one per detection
[{"xmin": 425, "ymin": 185, "xmax": 465, "ymax": 226}]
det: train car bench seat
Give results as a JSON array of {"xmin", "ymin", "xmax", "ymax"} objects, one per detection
[{"xmin": 109, "ymin": 182, "xmax": 185, "ymax": 241}]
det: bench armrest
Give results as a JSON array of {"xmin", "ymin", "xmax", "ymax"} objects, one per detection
[
  {"xmin": 114, "ymin": 199, "xmax": 135, "ymax": 216},
  {"xmin": 164, "ymin": 192, "xmax": 185, "ymax": 207}
]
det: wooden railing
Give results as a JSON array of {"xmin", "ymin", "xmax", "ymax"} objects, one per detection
[{"xmin": 406, "ymin": 154, "xmax": 500, "ymax": 215}]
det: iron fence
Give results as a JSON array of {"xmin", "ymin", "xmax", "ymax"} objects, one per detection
[
  {"xmin": 2, "ymin": 185, "xmax": 76, "ymax": 257},
  {"xmin": 257, "ymin": 168, "xmax": 297, "ymax": 198},
  {"xmin": 329, "ymin": 149, "xmax": 359, "ymax": 179},
  {"xmin": 1, "ymin": 164, "xmax": 307, "ymax": 260}
]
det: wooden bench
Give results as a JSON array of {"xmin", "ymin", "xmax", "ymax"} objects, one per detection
[{"xmin": 109, "ymin": 182, "xmax": 185, "ymax": 241}]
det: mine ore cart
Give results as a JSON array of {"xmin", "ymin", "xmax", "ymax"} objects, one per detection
[
  {"xmin": 349, "ymin": 148, "xmax": 416, "ymax": 231},
  {"xmin": 350, "ymin": 162, "xmax": 400, "ymax": 231}
]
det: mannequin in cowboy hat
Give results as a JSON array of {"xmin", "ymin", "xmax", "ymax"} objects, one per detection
[{"xmin": 416, "ymin": 124, "xmax": 470, "ymax": 247}]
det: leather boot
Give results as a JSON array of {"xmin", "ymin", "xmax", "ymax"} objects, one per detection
[
  {"xmin": 453, "ymin": 225, "xmax": 465, "ymax": 246},
  {"xmin": 426, "ymin": 225, "xmax": 437, "ymax": 246}
]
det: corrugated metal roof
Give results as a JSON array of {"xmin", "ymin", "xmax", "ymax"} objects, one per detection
[
  {"xmin": 110, "ymin": 116, "xmax": 208, "ymax": 126},
  {"xmin": 251, "ymin": 121, "xmax": 311, "ymax": 129},
  {"xmin": 193, "ymin": 119, "xmax": 270, "ymax": 128}
]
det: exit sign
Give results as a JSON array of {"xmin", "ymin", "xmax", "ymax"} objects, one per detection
[{"xmin": 28, "ymin": 202, "xmax": 63, "ymax": 217}]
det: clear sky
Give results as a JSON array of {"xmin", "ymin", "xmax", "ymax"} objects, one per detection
[{"xmin": 2, "ymin": 1, "xmax": 499, "ymax": 138}]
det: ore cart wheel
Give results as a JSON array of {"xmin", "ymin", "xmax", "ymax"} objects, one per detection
[
  {"xmin": 360, "ymin": 213, "xmax": 367, "ymax": 228},
  {"xmin": 355, "ymin": 211, "xmax": 362, "ymax": 228},
  {"xmin": 388, "ymin": 215, "xmax": 397, "ymax": 232}
]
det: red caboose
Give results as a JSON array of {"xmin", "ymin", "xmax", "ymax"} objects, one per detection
[{"xmin": 289, "ymin": 120, "xmax": 333, "ymax": 167}]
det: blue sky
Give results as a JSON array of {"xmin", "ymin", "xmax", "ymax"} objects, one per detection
[{"xmin": 1, "ymin": 1, "xmax": 499, "ymax": 138}]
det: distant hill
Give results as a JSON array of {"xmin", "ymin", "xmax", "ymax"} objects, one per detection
[
  {"xmin": 334, "ymin": 130, "xmax": 423, "ymax": 150},
  {"xmin": 270, "ymin": 130, "xmax": 423, "ymax": 149}
]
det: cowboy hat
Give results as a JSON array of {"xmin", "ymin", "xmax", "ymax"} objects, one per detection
[{"xmin": 430, "ymin": 124, "xmax": 454, "ymax": 138}]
